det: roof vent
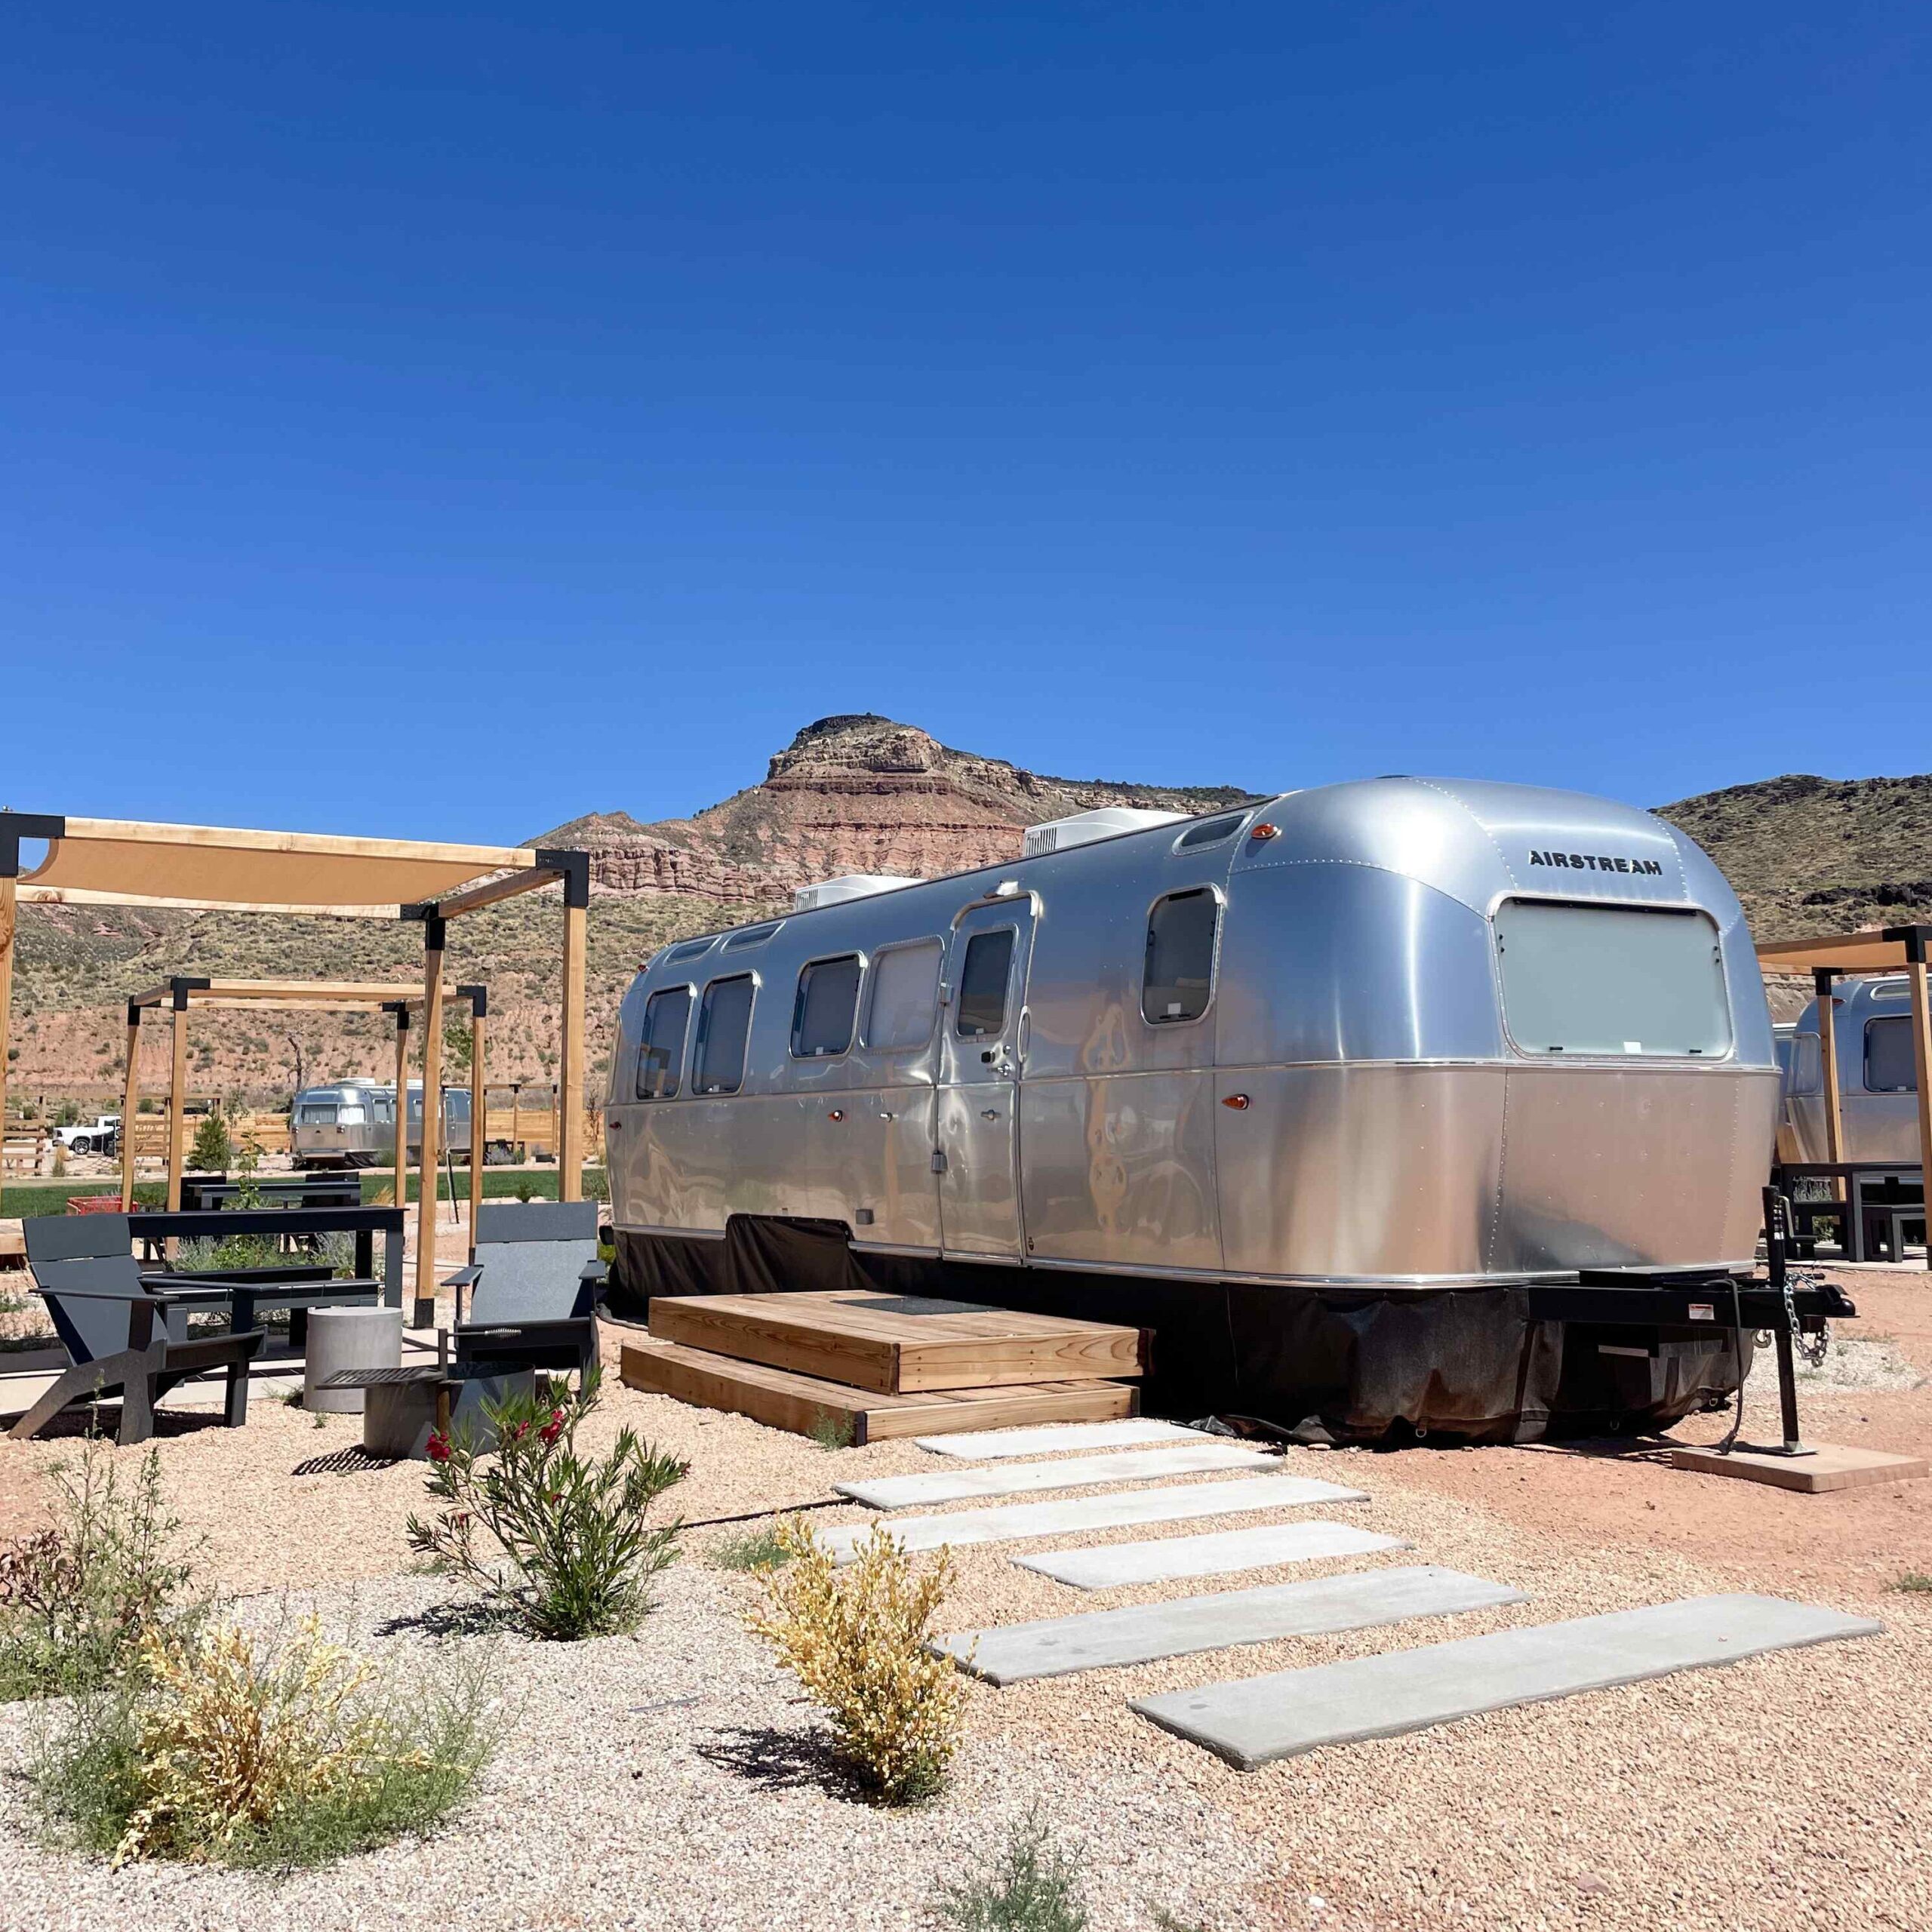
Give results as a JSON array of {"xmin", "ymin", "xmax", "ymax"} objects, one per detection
[
  {"xmin": 791, "ymin": 873, "xmax": 922, "ymax": 913},
  {"xmin": 1023, "ymin": 807, "xmax": 1186, "ymax": 859}
]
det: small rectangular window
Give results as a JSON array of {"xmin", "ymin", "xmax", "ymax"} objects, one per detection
[
  {"xmin": 1866, "ymin": 1017, "xmax": 1918, "ymax": 1094},
  {"xmin": 955, "ymin": 929, "xmax": 1015, "ymax": 1038},
  {"xmin": 1495, "ymin": 902, "xmax": 1730, "ymax": 1057},
  {"xmin": 792, "ymin": 955, "xmax": 861, "ymax": 1057},
  {"xmin": 1143, "ymin": 888, "xmax": 1220, "ymax": 1023},
  {"xmin": 694, "ymin": 975, "xmax": 756, "ymax": 1095},
  {"xmin": 1176, "ymin": 813, "xmax": 1244, "ymax": 851},
  {"xmin": 635, "ymin": 986, "xmax": 692, "ymax": 1099},
  {"xmin": 866, "ymin": 939, "xmax": 942, "ymax": 1051},
  {"xmin": 723, "ymin": 921, "xmax": 783, "ymax": 953}
]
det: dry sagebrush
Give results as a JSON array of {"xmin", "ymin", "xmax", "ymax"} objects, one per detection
[{"xmin": 747, "ymin": 1520, "xmax": 968, "ymax": 1803}]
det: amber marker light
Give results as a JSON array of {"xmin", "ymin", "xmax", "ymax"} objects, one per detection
[
  {"xmin": 1221, "ymin": 1094, "xmax": 1251, "ymax": 1109},
  {"xmin": 1249, "ymin": 823, "xmax": 1280, "ymax": 841}
]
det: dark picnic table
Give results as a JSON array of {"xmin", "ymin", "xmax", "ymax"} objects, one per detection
[
  {"xmin": 1770, "ymin": 1162, "xmax": 1927, "ymax": 1266},
  {"xmin": 132, "ymin": 1204, "xmax": 408, "ymax": 1308}
]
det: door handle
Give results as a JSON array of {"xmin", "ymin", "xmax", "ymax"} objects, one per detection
[{"xmin": 980, "ymin": 1108, "xmax": 1000, "ymax": 1121}]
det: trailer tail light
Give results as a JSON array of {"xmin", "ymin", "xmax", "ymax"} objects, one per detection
[{"xmin": 1222, "ymin": 1093, "xmax": 1251, "ymax": 1110}]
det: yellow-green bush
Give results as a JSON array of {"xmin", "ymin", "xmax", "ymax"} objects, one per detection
[{"xmin": 747, "ymin": 1520, "xmax": 967, "ymax": 1803}]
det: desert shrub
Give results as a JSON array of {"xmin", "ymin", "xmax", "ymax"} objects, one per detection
[
  {"xmin": 0, "ymin": 1443, "xmax": 198, "ymax": 1701},
  {"xmin": 32, "ymin": 1614, "xmax": 494, "ymax": 1869},
  {"xmin": 937, "ymin": 1807, "xmax": 1090, "ymax": 1931},
  {"xmin": 1894, "ymin": 1571, "xmax": 1932, "ymax": 1593},
  {"xmin": 407, "ymin": 1371, "xmax": 688, "ymax": 1640},
  {"xmin": 808, "ymin": 1408, "xmax": 857, "ymax": 1452},
  {"xmin": 712, "ymin": 1525, "xmax": 793, "ymax": 1572},
  {"xmin": 748, "ymin": 1521, "xmax": 967, "ymax": 1804},
  {"xmin": 189, "ymin": 1112, "xmax": 233, "ymax": 1174}
]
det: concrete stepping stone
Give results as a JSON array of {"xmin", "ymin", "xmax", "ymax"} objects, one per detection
[
  {"xmin": 916, "ymin": 1419, "xmax": 1204, "ymax": 1460},
  {"xmin": 1014, "ymin": 1520, "xmax": 1411, "ymax": 1589},
  {"xmin": 820, "ymin": 1473, "xmax": 1368, "ymax": 1564},
  {"xmin": 835, "ymin": 1444, "xmax": 1276, "ymax": 1510},
  {"xmin": 1132, "ymin": 1593, "xmax": 1884, "ymax": 1769},
  {"xmin": 937, "ymin": 1567, "xmax": 1523, "ymax": 1684}
]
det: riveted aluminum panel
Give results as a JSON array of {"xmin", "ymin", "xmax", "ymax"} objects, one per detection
[
  {"xmin": 1216, "ymin": 1065, "xmax": 1507, "ymax": 1281},
  {"xmin": 1020, "ymin": 1070, "xmax": 1223, "ymax": 1270}
]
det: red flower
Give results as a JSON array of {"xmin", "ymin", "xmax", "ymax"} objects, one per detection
[
  {"xmin": 426, "ymin": 1431, "xmax": 451, "ymax": 1464},
  {"xmin": 539, "ymin": 1420, "xmax": 563, "ymax": 1445}
]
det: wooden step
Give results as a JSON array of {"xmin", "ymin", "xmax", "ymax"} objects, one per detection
[
  {"xmin": 646, "ymin": 1290, "xmax": 1146, "ymax": 1395},
  {"xmin": 619, "ymin": 1340, "xmax": 1139, "ymax": 1444}
]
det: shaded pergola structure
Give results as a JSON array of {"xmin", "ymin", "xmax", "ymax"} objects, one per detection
[
  {"xmin": 1755, "ymin": 924, "xmax": 1932, "ymax": 1242},
  {"xmin": 118, "ymin": 977, "xmax": 491, "ymax": 1226},
  {"xmin": 1, "ymin": 813, "xmax": 589, "ymax": 1313}
]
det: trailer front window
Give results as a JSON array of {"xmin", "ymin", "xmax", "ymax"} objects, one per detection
[
  {"xmin": 1496, "ymin": 901, "xmax": 1730, "ymax": 1058},
  {"xmin": 695, "ymin": 975, "xmax": 756, "ymax": 1095},
  {"xmin": 635, "ymin": 987, "xmax": 692, "ymax": 1099}
]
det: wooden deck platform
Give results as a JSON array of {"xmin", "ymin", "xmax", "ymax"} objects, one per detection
[
  {"xmin": 647, "ymin": 1290, "xmax": 1146, "ymax": 1394},
  {"xmin": 619, "ymin": 1339, "xmax": 1138, "ymax": 1444}
]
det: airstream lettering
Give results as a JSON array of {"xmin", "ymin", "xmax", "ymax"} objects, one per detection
[{"xmin": 605, "ymin": 777, "xmax": 1778, "ymax": 1439}]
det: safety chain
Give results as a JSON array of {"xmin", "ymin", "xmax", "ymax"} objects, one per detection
[{"xmin": 1782, "ymin": 1263, "xmax": 1832, "ymax": 1369}]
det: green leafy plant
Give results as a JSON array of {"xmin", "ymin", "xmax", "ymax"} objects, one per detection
[
  {"xmin": 407, "ymin": 1371, "xmax": 688, "ymax": 1640},
  {"xmin": 748, "ymin": 1521, "xmax": 967, "ymax": 1804},
  {"xmin": 712, "ymin": 1525, "xmax": 793, "ymax": 1572},
  {"xmin": 189, "ymin": 1111, "xmax": 233, "ymax": 1174},
  {"xmin": 0, "ymin": 1442, "xmax": 198, "ymax": 1702},
  {"xmin": 31, "ymin": 1614, "xmax": 494, "ymax": 1869},
  {"xmin": 937, "ymin": 1807, "xmax": 1089, "ymax": 1930},
  {"xmin": 808, "ymin": 1408, "xmax": 857, "ymax": 1452}
]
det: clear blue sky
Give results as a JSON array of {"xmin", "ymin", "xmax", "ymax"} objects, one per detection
[{"xmin": 5, "ymin": 2, "xmax": 1927, "ymax": 843}]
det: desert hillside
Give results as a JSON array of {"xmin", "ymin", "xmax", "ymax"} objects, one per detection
[{"xmin": 8, "ymin": 720, "xmax": 1924, "ymax": 1105}]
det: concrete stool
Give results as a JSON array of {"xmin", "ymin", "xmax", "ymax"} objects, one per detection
[
  {"xmin": 365, "ymin": 1368, "xmax": 536, "ymax": 1460},
  {"xmin": 303, "ymin": 1306, "xmax": 405, "ymax": 1414}
]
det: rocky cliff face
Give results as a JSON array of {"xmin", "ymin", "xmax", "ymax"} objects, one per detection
[{"xmin": 547, "ymin": 715, "xmax": 1257, "ymax": 900}]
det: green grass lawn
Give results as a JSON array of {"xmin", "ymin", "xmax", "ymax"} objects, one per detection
[{"xmin": 2, "ymin": 1168, "xmax": 607, "ymax": 1218}]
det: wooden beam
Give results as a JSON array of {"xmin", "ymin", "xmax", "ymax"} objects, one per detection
[
  {"xmin": 414, "ymin": 930, "xmax": 447, "ymax": 1311},
  {"xmin": 469, "ymin": 1004, "xmax": 486, "ymax": 1230},
  {"xmin": 183, "ymin": 979, "xmax": 465, "ymax": 1004},
  {"xmin": 1814, "ymin": 970, "xmax": 1846, "ymax": 1194},
  {"xmin": 559, "ymin": 897, "xmax": 586, "ymax": 1201},
  {"xmin": 54, "ymin": 817, "xmax": 537, "ymax": 870},
  {"xmin": 1909, "ymin": 958, "xmax": 1932, "ymax": 1272},
  {"xmin": 17, "ymin": 887, "xmax": 405, "ymax": 918},
  {"xmin": 1758, "ymin": 932, "xmax": 1912, "ymax": 975},
  {"xmin": 118, "ymin": 1008, "xmax": 142, "ymax": 1211},
  {"xmin": 429, "ymin": 868, "xmax": 558, "ymax": 919},
  {"xmin": 166, "ymin": 1000, "xmax": 189, "ymax": 1213},
  {"xmin": 0, "ymin": 874, "xmax": 14, "ymax": 1183}
]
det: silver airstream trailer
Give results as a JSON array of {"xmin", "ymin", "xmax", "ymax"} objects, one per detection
[
  {"xmin": 1780, "ymin": 975, "xmax": 1923, "ymax": 1162},
  {"xmin": 604, "ymin": 777, "xmax": 1781, "ymax": 1439},
  {"xmin": 291, "ymin": 1079, "xmax": 472, "ymax": 1170}
]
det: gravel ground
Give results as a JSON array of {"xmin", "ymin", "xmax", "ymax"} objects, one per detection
[{"xmin": 1, "ymin": 1297, "xmax": 1927, "ymax": 1930}]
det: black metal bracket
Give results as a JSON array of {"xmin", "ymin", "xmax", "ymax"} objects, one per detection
[
  {"xmin": 1883, "ymin": 924, "xmax": 1932, "ymax": 964},
  {"xmin": 534, "ymin": 848, "xmax": 591, "ymax": 910},
  {"xmin": 457, "ymin": 983, "xmax": 488, "ymax": 1018},
  {"xmin": 381, "ymin": 1000, "xmax": 410, "ymax": 1031},
  {"xmin": 1527, "ymin": 1275, "xmax": 1855, "ymax": 1328},
  {"xmin": 126, "ymin": 999, "xmax": 144, "ymax": 1029},
  {"xmin": 0, "ymin": 811, "xmax": 66, "ymax": 879},
  {"xmin": 169, "ymin": 977, "xmax": 211, "ymax": 1011},
  {"xmin": 400, "ymin": 903, "xmax": 449, "ymax": 950}
]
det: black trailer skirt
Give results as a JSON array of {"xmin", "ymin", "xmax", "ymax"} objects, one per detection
[{"xmin": 610, "ymin": 1220, "xmax": 1746, "ymax": 1445}]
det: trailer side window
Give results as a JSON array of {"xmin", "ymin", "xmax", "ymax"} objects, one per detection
[
  {"xmin": 635, "ymin": 986, "xmax": 692, "ymax": 1099},
  {"xmin": 866, "ymin": 940, "xmax": 942, "ymax": 1052},
  {"xmin": 1495, "ymin": 902, "xmax": 1730, "ymax": 1057},
  {"xmin": 1865, "ymin": 1017, "xmax": 1918, "ymax": 1093},
  {"xmin": 694, "ymin": 975, "xmax": 756, "ymax": 1096},
  {"xmin": 1143, "ymin": 889, "xmax": 1220, "ymax": 1023},
  {"xmin": 955, "ymin": 929, "xmax": 1015, "ymax": 1038},
  {"xmin": 792, "ymin": 955, "xmax": 861, "ymax": 1058},
  {"xmin": 1777, "ymin": 1032, "xmax": 1820, "ymax": 1097}
]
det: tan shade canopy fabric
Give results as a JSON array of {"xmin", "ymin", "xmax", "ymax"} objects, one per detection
[
  {"xmin": 21, "ymin": 817, "xmax": 534, "ymax": 912},
  {"xmin": 1757, "ymin": 933, "xmax": 1920, "ymax": 975}
]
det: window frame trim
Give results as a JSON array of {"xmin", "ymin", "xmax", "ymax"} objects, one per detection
[
  {"xmin": 635, "ymin": 981, "xmax": 697, "ymax": 1102},
  {"xmin": 860, "ymin": 935, "xmax": 946, "ymax": 1054},
  {"xmin": 788, "ymin": 951, "xmax": 867, "ymax": 1063},
  {"xmin": 951, "ymin": 922, "xmax": 1022, "ymax": 1041},
  {"xmin": 1140, "ymin": 883, "xmax": 1227, "ymax": 1029},
  {"xmin": 691, "ymin": 971, "xmax": 761, "ymax": 1098},
  {"xmin": 1863, "ymin": 1014, "xmax": 1918, "ymax": 1094}
]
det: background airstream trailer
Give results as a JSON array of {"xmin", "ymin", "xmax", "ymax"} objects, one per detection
[
  {"xmin": 603, "ymin": 776, "xmax": 1777, "ymax": 1438},
  {"xmin": 290, "ymin": 1078, "xmax": 473, "ymax": 1169},
  {"xmin": 1780, "ymin": 975, "xmax": 1924, "ymax": 1164}
]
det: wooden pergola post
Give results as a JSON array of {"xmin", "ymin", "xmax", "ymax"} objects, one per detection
[
  {"xmin": 1813, "ymin": 967, "xmax": 1846, "ymax": 1210},
  {"xmin": 558, "ymin": 860, "xmax": 588, "ymax": 1201},
  {"xmin": 1887, "ymin": 925, "xmax": 1932, "ymax": 1272},
  {"xmin": 459, "ymin": 985, "xmax": 487, "ymax": 1230},
  {"xmin": 166, "ymin": 978, "xmax": 192, "ymax": 1212},
  {"xmin": 0, "ymin": 870, "xmax": 14, "ymax": 1186},
  {"xmin": 414, "ymin": 915, "xmax": 447, "ymax": 1321},
  {"xmin": 118, "ymin": 1000, "xmax": 142, "ymax": 1211},
  {"xmin": 386, "ymin": 1002, "xmax": 411, "ymax": 1214}
]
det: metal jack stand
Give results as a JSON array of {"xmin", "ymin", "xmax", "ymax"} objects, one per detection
[{"xmin": 1753, "ymin": 1183, "xmax": 1815, "ymax": 1460}]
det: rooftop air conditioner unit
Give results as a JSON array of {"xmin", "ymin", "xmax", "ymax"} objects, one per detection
[
  {"xmin": 1022, "ymin": 807, "xmax": 1186, "ymax": 859},
  {"xmin": 791, "ymin": 873, "xmax": 923, "ymax": 912}
]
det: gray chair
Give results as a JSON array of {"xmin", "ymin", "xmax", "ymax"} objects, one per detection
[
  {"xmin": 11, "ymin": 1215, "xmax": 266, "ymax": 1445},
  {"xmin": 445, "ymin": 1199, "xmax": 606, "ymax": 1380}
]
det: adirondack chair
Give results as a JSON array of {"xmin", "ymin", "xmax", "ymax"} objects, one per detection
[
  {"xmin": 12, "ymin": 1215, "xmax": 266, "ymax": 1445},
  {"xmin": 444, "ymin": 1200, "xmax": 606, "ymax": 1379}
]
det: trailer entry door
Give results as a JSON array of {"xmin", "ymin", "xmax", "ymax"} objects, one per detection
[{"xmin": 937, "ymin": 900, "xmax": 1035, "ymax": 1259}]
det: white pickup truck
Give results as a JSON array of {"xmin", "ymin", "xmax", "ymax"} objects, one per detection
[{"xmin": 52, "ymin": 1114, "xmax": 121, "ymax": 1155}]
